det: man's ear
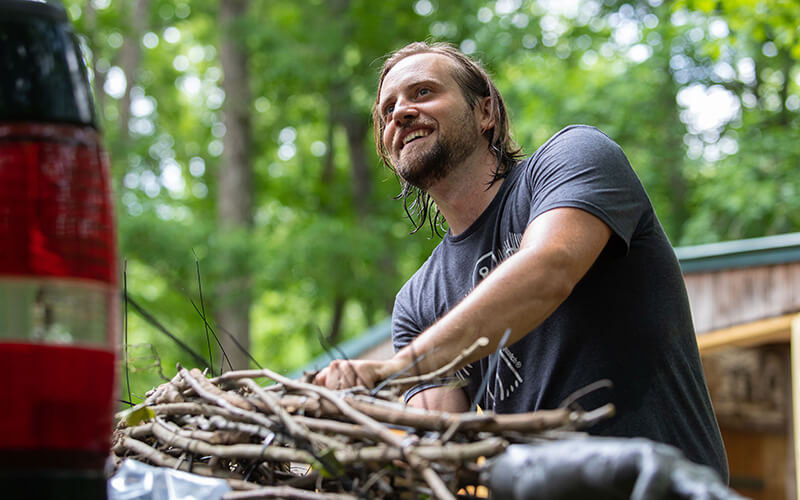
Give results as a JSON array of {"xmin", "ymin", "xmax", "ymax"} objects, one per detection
[{"xmin": 478, "ymin": 96, "xmax": 494, "ymax": 133}]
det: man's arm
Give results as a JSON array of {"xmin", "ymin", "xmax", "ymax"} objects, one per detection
[
  {"xmin": 407, "ymin": 386, "xmax": 470, "ymax": 412},
  {"xmin": 314, "ymin": 207, "xmax": 612, "ymax": 391}
]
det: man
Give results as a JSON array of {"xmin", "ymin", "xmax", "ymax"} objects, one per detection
[{"xmin": 314, "ymin": 41, "xmax": 728, "ymax": 481}]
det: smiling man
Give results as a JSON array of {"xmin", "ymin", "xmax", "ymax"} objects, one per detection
[{"xmin": 314, "ymin": 41, "xmax": 728, "ymax": 482}]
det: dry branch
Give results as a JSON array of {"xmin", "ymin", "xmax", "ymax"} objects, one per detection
[
  {"xmin": 112, "ymin": 362, "xmax": 613, "ymax": 500},
  {"xmin": 223, "ymin": 486, "xmax": 358, "ymax": 500}
]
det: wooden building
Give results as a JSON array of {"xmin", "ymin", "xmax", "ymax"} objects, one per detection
[
  {"xmin": 300, "ymin": 232, "xmax": 800, "ymax": 499},
  {"xmin": 678, "ymin": 232, "xmax": 800, "ymax": 500}
]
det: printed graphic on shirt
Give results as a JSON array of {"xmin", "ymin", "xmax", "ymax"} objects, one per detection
[
  {"xmin": 471, "ymin": 232, "xmax": 523, "ymax": 287},
  {"xmin": 486, "ymin": 348, "xmax": 524, "ymax": 406},
  {"xmin": 460, "ymin": 231, "xmax": 525, "ymax": 409}
]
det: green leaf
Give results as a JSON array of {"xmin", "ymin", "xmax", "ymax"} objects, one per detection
[
  {"xmin": 311, "ymin": 448, "xmax": 345, "ymax": 479},
  {"xmin": 117, "ymin": 404, "xmax": 156, "ymax": 426}
]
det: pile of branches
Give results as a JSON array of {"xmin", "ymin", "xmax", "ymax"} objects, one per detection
[{"xmin": 112, "ymin": 344, "xmax": 613, "ymax": 500}]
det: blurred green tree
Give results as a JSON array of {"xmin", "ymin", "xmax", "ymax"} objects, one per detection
[{"xmin": 64, "ymin": 0, "xmax": 800, "ymax": 399}]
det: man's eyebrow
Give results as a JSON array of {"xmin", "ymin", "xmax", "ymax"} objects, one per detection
[
  {"xmin": 380, "ymin": 78, "xmax": 442, "ymax": 106},
  {"xmin": 409, "ymin": 77, "xmax": 442, "ymax": 88}
]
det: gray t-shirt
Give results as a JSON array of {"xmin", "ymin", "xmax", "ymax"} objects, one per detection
[{"xmin": 392, "ymin": 125, "xmax": 728, "ymax": 481}]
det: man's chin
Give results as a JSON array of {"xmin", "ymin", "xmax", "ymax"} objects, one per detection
[
  {"xmin": 398, "ymin": 170, "xmax": 431, "ymax": 190},
  {"xmin": 396, "ymin": 143, "xmax": 451, "ymax": 190}
]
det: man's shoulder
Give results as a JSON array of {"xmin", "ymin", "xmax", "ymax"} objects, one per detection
[
  {"xmin": 522, "ymin": 124, "xmax": 629, "ymax": 176},
  {"xmin": 536, "ymin": 124, "xmax": 618, "ymax": 154}
]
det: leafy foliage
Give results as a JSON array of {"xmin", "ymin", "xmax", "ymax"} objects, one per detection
[{"xmin": 63, "ymin": 0, "xmax": 799, "ymax": 400}]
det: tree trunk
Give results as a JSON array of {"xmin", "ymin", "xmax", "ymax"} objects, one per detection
[
  {"xmin": 656, "ymin": 50, "xmax": 689, "ymax": 242},
  {"xmin": 327, "ymin": 296, "xmax": 346, "ymax": 345},
  {"xmin": 217, "ymin": 0, "xmax": 253, "ymax": 371},
  {"xmin": 83, "ymin": 0, "xmax": 105, "ymax": 126},
  {"xmin": 343, "ymin": 113, "xmax": 372, "ymax": 216},
  {"xmin": 117, "ymin": 0, "xmax": 150, "ymax": 144},
  {"xmin": 778, "ymin": 50, "xmax": 793, "ymax": 126}
]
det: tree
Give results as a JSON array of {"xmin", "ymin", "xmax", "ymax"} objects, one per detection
[
  {"xmin": 61, "ymin": 0, "xmax": 799, "ymax": 400},
  {"xmin": 216, "ymin": 0, "xmax": 253, "ymax": 371}
]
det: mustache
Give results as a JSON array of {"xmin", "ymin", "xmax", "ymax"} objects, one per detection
[
  {"xmin": 397, "ymin": 118, "xmax": 435, "ymax": 131},
  {"xmin": 395, "ymin": 119, "xmax": 436, "ymax": 150}
]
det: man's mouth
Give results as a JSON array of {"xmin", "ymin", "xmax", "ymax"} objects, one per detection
[{"xmin": 401, "ymin": 128, "xmax": 432, "ymax": 149}]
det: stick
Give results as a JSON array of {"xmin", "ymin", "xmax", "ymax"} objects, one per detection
[
  {"xmin": 114, "ymin": 434, "xmax": 243, "ymax": 480},
  {"xmin": 386, "ymin": 337, "xmax": 490, "ymax": 387},
  {"xmin": 238, "ymin": 378, "xmax": 344, "ymax": 451},
  {"xmin": 178, "ymin": 366, "xmax": 276, "ymax": 431},
  {"xmin": 216, "ymin": 367, "xmax": 455, "ymax": 500},
  {"xmin": 223, "ymin": 486, "xmax": 357, "ymax": 500},
  {"xmin": 151, "ymin": 417, "xmax": 314, "ymax": 463}
]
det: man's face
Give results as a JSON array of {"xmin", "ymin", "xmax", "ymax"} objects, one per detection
[{"xmin": 378, "ymin": 53, "xmax": 484, "ymax": 190}]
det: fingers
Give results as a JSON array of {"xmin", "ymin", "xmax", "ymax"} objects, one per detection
[
  {"xmin": 313, "ymin": 367, "xmax": 329, "ymax": 387},
  {"xmin": 313, "ymin": 360, "xmax": 374, "ymax": 390},
  {"xmin": 312, "ymin": 360, "xmax": 356, "ymax": 390}
]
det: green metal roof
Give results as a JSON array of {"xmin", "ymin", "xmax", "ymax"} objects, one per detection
[
  {"xmin": 288, "ymin": 318, "xmax": 392, "ymax": 379},
  {"xmin": 675, "ymin": 232, "xmax": 800, "ymax": 273},
  {"xmin": 293, "ymin": 232, "xmax": 800, "ymax": 373}
]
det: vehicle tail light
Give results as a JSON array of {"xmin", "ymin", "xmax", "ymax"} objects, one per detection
[{"xmin": 0, "ymin": 123, "xmax": 119, "ymax": 491}]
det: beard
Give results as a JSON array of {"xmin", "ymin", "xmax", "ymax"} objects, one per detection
[{"xmin": 394, "ymin": 108, "xmax": 480, "ymax": 190}]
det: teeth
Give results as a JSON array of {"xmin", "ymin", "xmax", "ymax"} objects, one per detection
[{"xmin": 403, "ymin": 129, "xmax": 430, "ymax": 145}]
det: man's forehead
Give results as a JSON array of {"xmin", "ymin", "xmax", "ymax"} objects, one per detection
[{"xmin": 379, "ymin": 53, "xmax": 456, "ymax": 101}]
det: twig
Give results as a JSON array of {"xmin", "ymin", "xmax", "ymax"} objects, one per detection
[
  {"xmin": 127, "ymin": 296, "xmax": 209, "ymax": 368},
  {"xmin": 369, "ymin": 347, "xmax": 438, "ymax": 396},
  {"xmin": 151, "ymin": 417, "xmax": 314, "ymax": 463},
  {"xmin": 471, "ymin": 328, "xmax": 511, "ymax": 412},
  {"xmin": 558, "ymin": 378, "xmax": 614, "ymax": 409},
  {"xmin": 223, "ymin": 486, "xmax": 357, "ymax": 500},
  {"xmin": 188, "ymin": 297, "xmax": 235, "ymax": 374},
  {"xmin": 178, "ymin": 366, "xmax": 277, "ymax": 431},
  {"xmin": 386, "ymin": 337, "xmax": 489, "ymax": 387},
  {"xmin": 238, "ymin": 378, "xmax": 345, "ymax": 451},
  {"xmin": 145, "ymin": 402, "xmax": 244, "ymax": 420},
  {"xmin": 113, "ymin": 434, "xmax": 243, "ymax": 480},
  {"xmin": 122, "ymin": 417, "xmax": 507, "ymax": 467},
  {"xmin": 193, "ymin": 250, "xmax": 215, "ymax": 375},
  {"xmin": 316, "ymin": 329, "xmax": 370, "ymax": 390},
  {"xmin": 200, "ymin": 415, "xmax": 276, "ymax": 441},
  {"xmin": 114, "ymin": 357, "xmax": 614, "ymax": 499},
  {"xmin": 155, "ymin": 417, "xmax": 250, "ymax": 445},
  {"xmin": 293, "ymin": 415, "xmax": 377, "ymax": 441},
  {"xmin": 215, "ymin": 367, "xmax": 455, "ymax": 500},
  {"xmin": 123, "ymin": 259, "xmax": 132, "ymax": 406},
  {"xmin": 570, "ymin": 403, "xmax": 616, "ymax": 428},
  {"xmin": 208, "ymin": 316, "xmax": 262, "ymax": 370}
]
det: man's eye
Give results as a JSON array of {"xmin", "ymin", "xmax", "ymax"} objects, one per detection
[
  {"xmin": 418, "ymin": 88, "xmax": 430, "ymax": 97},
  {"xmin": 384, "ymin": 105, "xmax": 394, "ymax": 117}
]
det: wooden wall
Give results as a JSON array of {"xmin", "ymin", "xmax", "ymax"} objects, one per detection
[
  {"xmin": 684, "ymin": 262, "xmax": 800, "ymax": 334},
  {"xmin": 703, "ymin": 343, "xmax": 795, "ymax": 499}
]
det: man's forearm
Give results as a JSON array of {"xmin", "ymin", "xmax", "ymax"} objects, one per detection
[
  {"xmin": 381, "ymin": 207, "xmax": 611, "ymax": 382},
  {"xmin": 407, "ymin": 386, "xmax": 470, "ymax": 412},
  {"xmin": 388, "ymin": 246, "xmax": 569, "ymax": 378}
]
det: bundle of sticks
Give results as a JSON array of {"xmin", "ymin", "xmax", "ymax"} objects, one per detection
[{"xmin": 112, "ymin": 347, "xmax": 613, "ymax": 500}]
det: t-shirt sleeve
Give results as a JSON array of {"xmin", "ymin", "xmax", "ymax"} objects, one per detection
[
  {"xmin": 525, "ymin": 125, "xmax": 650, "ymax": 253},
  {"xmin": 392, "ymin": 284, "xmax": 461, "ymax": 404},
  {"xmin": 391, "ymin": 283, "xmax": 420, "ymax": 353}
]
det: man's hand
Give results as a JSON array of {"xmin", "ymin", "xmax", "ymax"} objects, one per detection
[{"xmin": 313, "ymin": 358, "xmax": 395, "ymax": 390}]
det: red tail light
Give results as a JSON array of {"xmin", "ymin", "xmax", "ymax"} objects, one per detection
[
  {"xmin": 1, "ymin": 2, "xmax": 119, "ymax": 497},
  {"xmin": 0, "ymin": 124, "xmax": 119, "ymax": 472},
  {"xmin": 0, "ymin": 124, "xmax": 116, "ymax": 284},
  {"xmin": 0, "ymin": 124, "xmax": 118, "ymax": 346}
]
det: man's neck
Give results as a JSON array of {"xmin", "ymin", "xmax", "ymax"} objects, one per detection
[{"xmin": 428, "ymin": 150, "xmax": 504, "ymax": 236}]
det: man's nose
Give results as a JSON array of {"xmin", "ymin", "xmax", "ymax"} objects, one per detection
[{"xmin": 393, "ymin": 99, "xmax": 419, "ymax": 125}]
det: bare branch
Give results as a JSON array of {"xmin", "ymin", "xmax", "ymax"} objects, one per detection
[{"xmin": 113, "ymin": 364, "xmax": 613, "ymax": 499}]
